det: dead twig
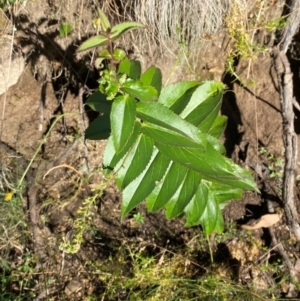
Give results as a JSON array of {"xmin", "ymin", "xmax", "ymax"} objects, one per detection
[
  {"xmin": 26, "ymin": 169, "xmax": 47, "ymax": 261},
  {"xmin": 268, "ymin": 227, "xmax": 298, "ymax": 297}
]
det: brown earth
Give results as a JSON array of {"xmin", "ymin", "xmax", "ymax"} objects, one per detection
[{"xmin": 0, "ymin": 0, "xmax": 300, "ymax": 300}]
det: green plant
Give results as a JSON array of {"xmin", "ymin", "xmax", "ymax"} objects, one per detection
[
  {"xmin": 86, "ymin": 242, "xmax": 270, "ymax": 301},
  {"xmin": 259, "ymin": 147, "xmax": 283, "ymax": 179},
  {"xmin": 224, "ymin": 2, "xmax": 288, "ymax": 86},
  {"xmin": 0, "ymin": 0, "xmax": 26, "ymax": 11},
  {"xmin": 59, "ymin": 22, "xmax": 73, "ymax": 38},
  {"xmin": 133, "ymin": 211, "xmax": 145, "ymax": 224},
  {"xmin": 78, "ymin": 10, "xmax": 257, "ymax": 237}
]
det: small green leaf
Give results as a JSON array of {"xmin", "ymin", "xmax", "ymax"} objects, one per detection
[
  {"xmin": 103, "ymin": 122, "xmax": 140, "ymax": 173},
  {"xmin": 199, "ymin": 194, "xmax": 224, "ymax": 234},
  {"xmin": 77, "ymin": 35, "xmax": 108, "ymax": 52},
  {"xmin": 184, "ymin": 182, "xmax": 224, "ymax": 234},
  {"xmin": 165, "ymin": 169, "xmax": 201, "ymax": 219},
  {"xmin": 122, "ymin": 149, "xmax": 170, "ymax": 217},
  {"xmin": 121, "ymin": 81, "xmax": 158, "ymax": 102},
  {"xmin": 146, "ymin": 162, "xmax": 187, "ymax": 212},
  {"xmin": 111, "ymin": 22, "xmax": 144, "ymax": 40},
  {"xmin": 118, "ymin": 58, "xmax": 141, "ymax": 79},
  {"xmin": 136, "ymin": 102, "xmax": 207, "ymax": 149},
  {"xmin": 59, "ymin": 22, "xmax": 73, "ymax": 38},
  {"xmin": 184, "ymin": 182, "xmax": 209, "ymax": 226},
  {"xmin": 85, "ymin": 91, "xmax": 112, "ymax": 113},
  {"xmin": 180, "ymin": 81, "xmax": 225, "ymax": 132},
  {"xmin": 98, "ymin": 9, "xmax": 111, "ymax": 31},
  {"xmin": 159, "ymin": 81, "xmax": 200, "ymax": 113},
  {"xmin": 113, "ymin": 48, "xmax": 126, "ymax": 61},
  {"xmin": 85, "ymin": 114, "xmax": 110, "ymax": 140},
  {"xmin": 98, "ymin": 49, "xmax": 112, "ymax": 59},
  {"xmin": 116, "ymin": 134, "xmax": 154, "ymax": 189},
  {"xmin": 140, "ymin": 66, "xmax": 162, "ymax": 94},
  {"xmin": 111, "ymin": 95, "xmax": 136, "ymax": 153},
  {"xmin": 212, "ymin": 183, "xmax": 243, "ymax": 207}
]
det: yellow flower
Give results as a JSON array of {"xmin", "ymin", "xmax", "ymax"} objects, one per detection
[{"xmin": 4, "ymin": 192, "xmax": 13, "ymax": 202}]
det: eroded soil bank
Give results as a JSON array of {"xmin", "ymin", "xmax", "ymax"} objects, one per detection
[{"xmin": 1, "ymin": 0, "xmax": 300, "ymax": 300}]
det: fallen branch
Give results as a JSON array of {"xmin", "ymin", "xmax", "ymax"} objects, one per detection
[{"xmin": 273, "ymin": 0, "xmax": 300, "ymax": 240}]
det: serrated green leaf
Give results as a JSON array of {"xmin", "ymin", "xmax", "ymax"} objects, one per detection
[
  {"xmin": 159, "ymin": 81, "xmax": 200, "ymax": 113},
  {"xmin": 141, "ymin": 122, "xmax": 203, "ymax": 148},
  {"xmin": 180, "ymin": 81, "xmax": 225, "ymax": 132},
  {"xmin": 118, "ymin": 58, "xmax": 141, "ymax": 79},
  {"xmin": 121, "ymin": 81, "xmax": 158, "ymax": 102},
  {"xmin": 206, "ymin": 134, "xmax": 226, "ymax": 154},
  {"xmin": 140, "ymin": 66, "xmax": 162, "ymax": 94},
  {"xmin": 212, "ymin": 183, "xmax": 243, "ymax": 203},
  {"xmin": 98, "ymin": 9, "xmax": 111, "ymax": 31},
  {"xmin": 85, "ymin": 114, "xmax": 110, "ymax": 140},
  {"xmin": 103, "ymin": 122, "xmax": 140, "ymax": 173},
  {"xmin": 136, "ymin": 102, "xmax": 207, "ymax": 149},
  {"xmin": 116, "ymin": 134, "xmax": 154, "ymax": 189},
  {"xmin": 155, "ymin": 142, "xmax": 257, "ymax": 191},
  {"xmin": 59, "ymin": 22, "xmax": 73, "ymax": 38},
  {"xmin": 85, "ymin": 91, "xmax": 111, "ymax": 113},
  {"xmin": 111, "ymin": 22, "xmax": 144, "ymax": 40},
  {"xmin": 111, "ymin": 95, "xmax": 136, "ymax": 153},
  {"xmin": 165, "ymin": 169, "xmax": 201, "ymax": 219},
  {"xmin": 147, "ymin": 162, "xmax": 188, "ymax": 212},
  {"xmin": 208, "ymin": 115, "xmax": 228, "ymax": 139},
  {"xmin": 78, "ymin": 35, "xmax": 108, "ymax": 52},
  {"xmin": 122, "ymin": 148, "xmax": 170, "ymax": 217}
]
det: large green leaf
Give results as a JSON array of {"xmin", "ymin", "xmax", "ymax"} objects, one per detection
[
  {"xmin": 103, "ymin": 122, "xmax": 140, "ymax": 173},
  {"xmin": 159, "ymin": 81, "xmax": 200, "ymax": 114},
  {"xmin": 140, "ymin": 66, "xmax": 162, "ymax": 94},
  {"xmin": 165, "ymin": 169, "xmax": 201, "ymax": 219},
  {"xmin": 180, "ymin": 81, "xmax": 224, "ymax": 132},
  {"xmin": 116, "ymin": 134, "xmax": 153, "ymax": 189},
  {"xmin": 136, "ymin": 102, "xmax": 207, "ymax": 149},
  {"xmin": 122, "ymin": 148, "xmax": 170, "ymax": 217},
  {"xmin": 85, "ymin": 91, "xmax": 111, "ymax": 113},
  {"xmin": 118, "ymin": 58, "xmax": 141, "ymax": 79},
  {"xmin": 85, "ymin": 114, "xmax": 110, "ymax": 140},
  {"xmin": 78, "ymin": 35, "xmax": 108, "ymax": 52},
  {"xmin": 146, "ymin": 162, "xmax": 188, "ymax": 212},
  {"xmin": 141, "ymin": 122, "xmax": 203, "ymax": 148},
  {"xmin": 155, "ymin": 142, "xmax": 257, "ymax": 191},
  {"xmin": 111, "ymin": 22, "xmax": 144, "ymax": 40},
  {"xmin": 111, "ymin": 95, "xmax": 136, "ymax": 153},
  {"xmin": 121, "ymin": 81, "xmax": 158, "ymax": 102}
]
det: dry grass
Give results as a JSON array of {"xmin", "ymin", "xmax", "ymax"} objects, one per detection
[{"xmin": 101, "ymin": 0, "xmax": 251, "ymax": 54}]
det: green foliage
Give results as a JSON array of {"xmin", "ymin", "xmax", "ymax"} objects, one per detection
[
  {"xmin": 0, "ymin": 0, "xmax": 26, "ymax": 11},
  {"xmin": 80, "ymin": 9, "xmax": 257, "ymax": 235},
  {"xmin": 59, "ymin": 22, "xmax": 73, "ymax": 38}
]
